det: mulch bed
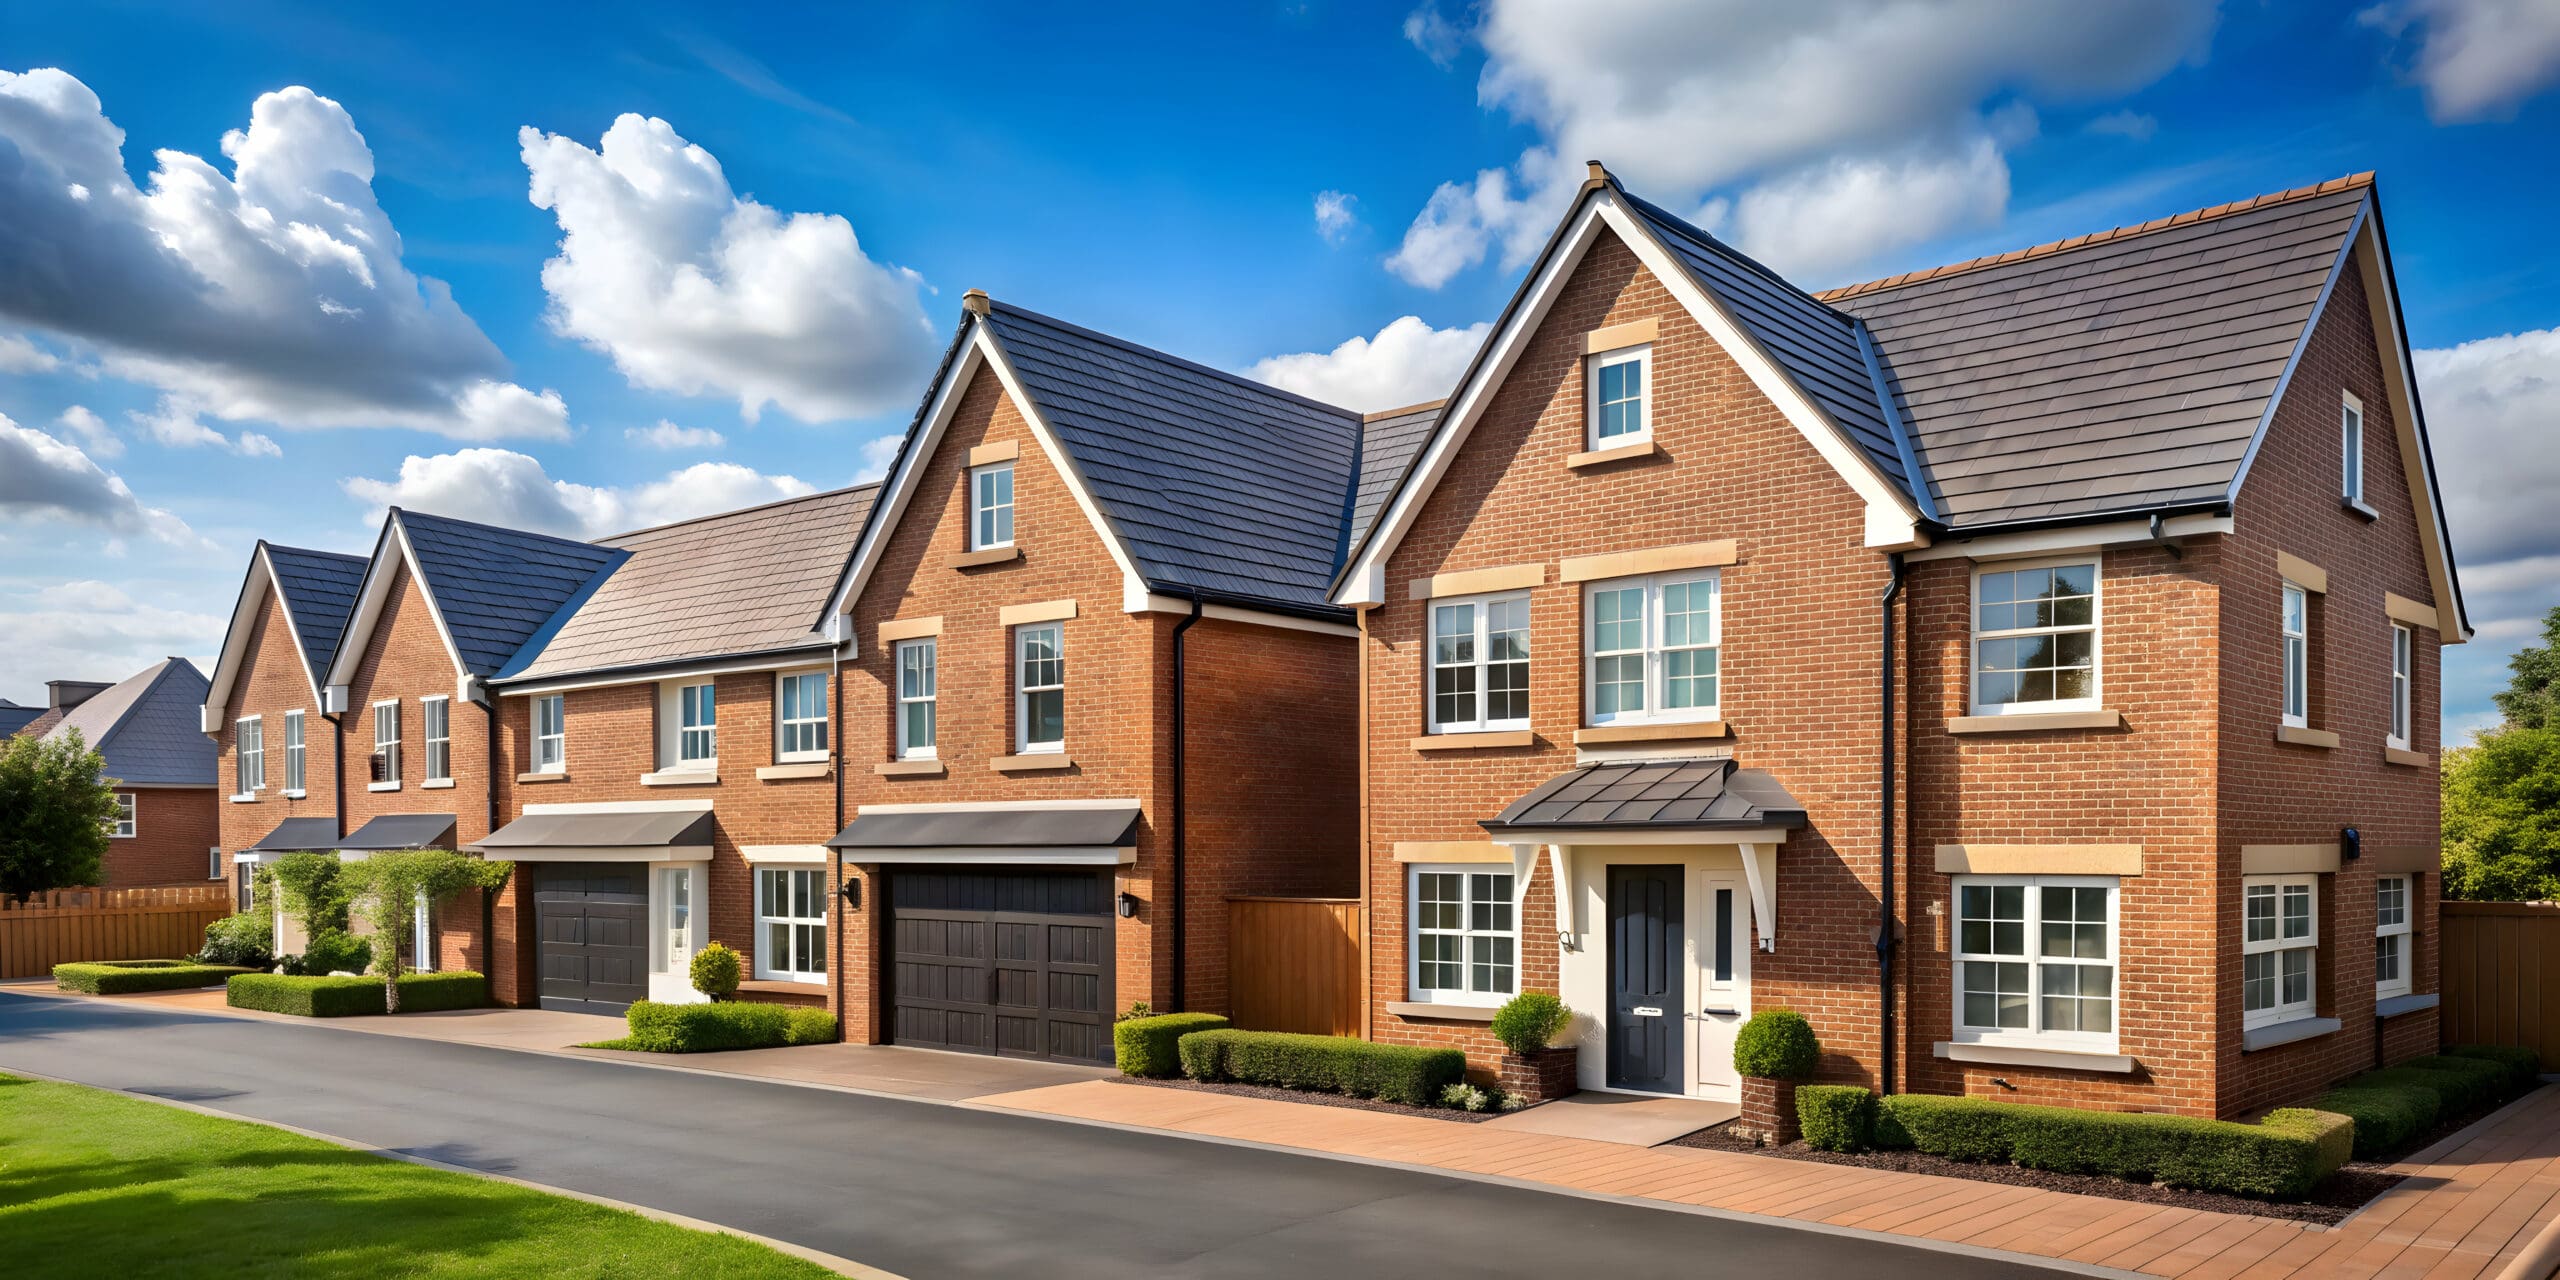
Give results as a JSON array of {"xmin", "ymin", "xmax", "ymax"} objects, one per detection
[
  {"xmin": 1671, "ymin": 1122, "xmax": 2401, "ymax": 1224},
  {"xmin": 1110, "ymin": 1074, "xmax": 1502, "ymax": 1122}
]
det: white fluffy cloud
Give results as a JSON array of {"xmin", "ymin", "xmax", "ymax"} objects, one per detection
[
  {"xmin": 853, "ymin": 432, "xmax": 903, "ymax": 484},
  {"xmin": 344, "ymin": 448, "xmax": 816, "ymax": 540},
  {"xmin": 0, "ymin": 415, "xmax": 202, "ymax": 547},
  {"xmin": 624, "ymin": 420, "xmax": 726, "ymax": 450},
  {"xmin": 1314, "ymin": 190, "xmax": 1358, "ymax": 244},
  {"xmin": 0, "ymin": 579, "xmax": 223, "ymax": 702},
  {"xmin": 0, "ymin": 69, "xmax": 567, "ymax": 440},
  {"xmin": 1247, "ymin": 315, "xmax": 1490, "ymax": 412},
  {"xmin": 54, "ymin": 406, "xmax": 118, "ymax": 458},
  {"xmin": 0, "ymin": 333, "xmax": 61, "ymax": 374},
  {"xmin": 1717, "ymin": 138, "xmax": 2013, "ymax": 280},
  {"xmin": 129, "ymin": 397, "xmax": 283, "ymax": 457},
  {"xmin": 1403, "ymin": 5, "xmax": 1465, "ymax": 68},
  {"xmin": 2363, "ymin": 0, "xmax": 2560, "ymax": 122},
  {"xmin": 1389, "ymin": 0, "xmax": 2216, "ymax": 285},
  {"xmin": 521, "ymin": 114, "xmax": 938, "ymax": 424},
  {"xmin": 2419, "ymin": 328, "xmax": 2560, "ymax": 569}
]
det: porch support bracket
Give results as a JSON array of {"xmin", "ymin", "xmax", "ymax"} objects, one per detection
[{"xmin": 1738, "ymin": 841, "xmax": 1777, "ymax": 951}]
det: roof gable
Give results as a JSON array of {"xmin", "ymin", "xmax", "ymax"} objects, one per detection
[
  {"xmin": 326, "ymin": 510, "xmax": 623, "ymax": 693},
  {"xmin": 49, "ymin": 658, "xmax": 215, "ymax": 787},
  {"xmin": 201, "ymin": 541, "xmax": 367, "ymax": 723}
]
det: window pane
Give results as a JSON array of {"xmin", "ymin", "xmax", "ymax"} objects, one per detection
[
  {"xmin": 1713, "ymin": 888, "xmax": 1733, "ymax": 983},
  {"xmin": 2281, "ymin": 948, "xmax": 2311, "ymax": 1004},
  {"xmin": 904, "ymin": 702, "xmax": 934, "ymax": 750},
  {"xmin": 2376, "ymin": 934, "xmax": 2401, "ymax": 983},
  {"xmin": 1470, "ymin": 934, "xmax": 1515, "ymax": 994},
  {"xmin": 1026, "ymin": 690, "xmax": 1064, "ymax": 745},
  {"xmin": 2245, "ymin": 885, "xmax": 2276, "ymax": 943},
  {"xmin": 2281, "ymin": 884, "xmax": 2312, "ymax": 939},
  {"xmin": 1594, "ymin": 653, "xmax": 1644, "ymax": 715},
  {"xmin": 2244, "ymin": 951, "xmax": 2275, "ymax": 1011}
]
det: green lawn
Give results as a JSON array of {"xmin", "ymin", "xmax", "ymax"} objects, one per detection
[{"xmin": 0, "ymin": 1074, "xmax": 835, "ymax": 1277}]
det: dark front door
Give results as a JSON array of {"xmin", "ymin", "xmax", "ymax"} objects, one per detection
[
  {"xmin": 534, "ymin": 863, "xmax": 649, "ymax": 1015},
  {"xmin": 1607, "ymin": 864, "xmax": 1684, "ymax": 1093},
  {"xmin": 889, "ymin": 869, "xmax": 1113, "ymax": 1063}
]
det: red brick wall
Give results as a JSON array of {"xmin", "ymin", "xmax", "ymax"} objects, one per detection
[
  {"xmin": 102, "ymin": 787, "xmax": 221, "ymax": 887},
  {"xmin": 215, "ymin": 586, "xmax": 339, "ymax": 860}
]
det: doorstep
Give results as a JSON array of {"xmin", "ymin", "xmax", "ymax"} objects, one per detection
[{"xmin": 1479, "ymin": 1092, "xmax": 1738, "ymax": 1146}]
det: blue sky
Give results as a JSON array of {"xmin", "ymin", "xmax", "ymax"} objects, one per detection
[{"xmin": 1, "ymin": 1, "xmax": 2555, "ymax": 738}]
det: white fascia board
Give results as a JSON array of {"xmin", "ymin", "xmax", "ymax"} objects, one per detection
[
  {"xmin": 2356, "ymin": 217, "xmax": 2472, "ymax": 642},
  {"xmin": 521, "ymin": 798, "xmax": 714, "ymax": 816},
  {"xmin": 324, "ymin": 515, "xmax": 471, "ymax": 690},
  {"xmin": 1130, "ymin": 593, "xmax": 1358, "ymax": 637},
  {"xmin": 858, "ymin": 796, "xmax": 1142, "ymax": 816},
  {"xmin": 822, "ymin": 339, "xmax": 984, "ymax": 623},
  {"xmin": 204, "ymin": 546, "xmax": 330, "ymax": 726},
  {"xmin": 973, "ymin": 326, "xmax": 1152, "ymax": 592},
  {"xmin": 495, "ymin": 650, "xmax": 833, "ymax": 697},
  {"xmin": 1902, "ymin": 513, "xmax": 2236, "ymax": 564}
]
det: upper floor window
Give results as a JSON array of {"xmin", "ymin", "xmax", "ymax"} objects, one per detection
[
  {"xmin": 1585, "ymin": 571, "xmax": 1719, "ymax": 725},
  {"xmin": 108, "ymin": 792, "xmax": 135, "ymax": 839},
  {"xmin": 422, "ymin": 695, "xmax": 451, "ymax": 783},
  {"xmin": 1016, "ymin": 623, "xmax": 1064, "ymax": 753},
  {"xmin": 2282, "ymin": 583, "xmax": 2310, "ymax": 728},
  {"xmin": 1586, "ymin": 345, "xmax": 1650, "ymax": 448},
  {"xmin": 284, "ymin": 709, "xmax": 305, "ymax": 793},
  {"xmin": 1408, "ymin": 864, "xmax": 1516, "ymax": 1006},
  {"xmin": 896, "ymin": 639, "xmax": 937, "ymax": 759},
  {"xmin": 677, "ymin": 682, "xmax": 717, "ymax": 766},
  {"xmin": 2389, "ymin": 624, "xmax": 2413, "ymax": 750},
  {"xmin": 2341, "ymin": 391, "xmax": 2366, "ymax": 508},
  {"xmin": 1972, "ymin": 560, "xmax": 2098, "ymax": 715},
  {"xmin": 776, "ymin": 670, "xmax": 829, "ymax": 762},
  {"xmin": 1429, "ymin": 593, "xmax": 1529, "ymax": 733},
  {"xmin": 1951, "ymin": 876, "xmax": 2118, "ymax": 1051},
  {"xmin": 533, "ymin": 694, "xmax": 565, "ymax": 773},
  {"xmin": 971, "ymin": 462, "xmax": 1015, "ymax": 550},
  {"xmin": 2242, "ymin": 874, "xmax": 2318, "ymax": 1029},
  {"xmin": 234, "ymin": 715, "xmax": 263, "ymax": 796},
  {"xmin": 372, "ymin": 700, "xmax": 401, "ymax": 785},
  {"xmin": 2376, "ymin": 874, "xmax": 2413, "ymax": 1000}
]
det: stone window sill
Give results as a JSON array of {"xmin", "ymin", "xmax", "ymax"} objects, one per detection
[
  {"xmin": 2276, "ymin": 725, "xmax": 2340, "ymax": 749},
  {"xmin": 1411, "ymin": 730, "xmax": 1535, "ymax": 752},
  {"xmin": 229, "ymin": 793, "xmax": 258, "ymax": 804},
  {"xmin": 2344, "ymin": 497, "xmax": 2380, "ymax": 521},
  {"xmin": 2241, "ymin": 1016, "xmax": 2342, "ymax": 1052},
  {"xmin": 282, "ymin": 790, "xmax": 307, "ymax": 800},
  {"xmin": 516, "ymin": 771, "xmax": 568, "ymax": 784},
  {"xmin": 1573, "ymin": 720, "xmax": 1726, "ymax": 746},
  {"xmin": 1565, "ymin": 440, "xmax": 1659, "ymax": 470},
  {"xmin": 1386, "ymin": 1001, "xmax": 1497, "ymax": 1023},
  {"xmin": 2385, "ymin": 746, "xmax": 2430, "ymax": 768},
  {"xmin": 874, "ymin": 759, "xmax": 945, "ymax": 777},
  {"xmin": 2375, "ymin": 992, "xmax": 2440, "ymax": 1019},
  {"xmin": 639, "ymin": 769, "xmax": 718, "ymax": 787},
  {"xmin": 367, "ymin": 781, "xmax": 401, "ymax": 793},
  {"xmin": 945, "ymin": 545, "xmax": 1020, "ymax": 570},
  {"xmin": 421, "ymin": 778, "xmax": 453, "ymax": 790},
  {"xmin": 990, "ymin": 753, "xmax": 1073, "ymax": 773},
  {"xmin": 1946, "ymin": 709, "xmax": 2124, "ymax": 735},
  {"xmin": 1933, "ymin": 1041, "xmax": 2136, "ymax": 1074},
  {"xmin": 756, "ymin": 760, "xmax": 832, "ymax": 781}
]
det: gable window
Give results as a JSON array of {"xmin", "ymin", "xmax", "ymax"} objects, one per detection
[
  {"xmin": 234, "ymin": 716, "xmax": 263, "ymax": 797},
  {"xmin": 1429, "ymin": 593, "xmax": 1530, "ymax": 733},
  {"xmin": 2376, "ymin": 875, "xmax": 2413, "ymax": 1000},
  {"xmin": 1972, "ymin": 560, "xmax": 2098, "ymax": 715},
  {"xmin": 1016, "ymin": 623, "xmax": 1064, "ymax": 752},
  {"xmin": 533, "ymin": 695, "xmax": 565, "ymax": 773},
  {"xmin": 108, "ymin": 793, "xmax": 135, "ymax": 839},
  {"xmin": 372, "ymin": 700, "xmax": 400, "ymax": 788},
  {"xmin": 1408, "ymin": 864, "xmax": 1516, "ymax": 1006},
  {"xmin": 284, "ymin": 710, "xmax": 306, "ymax": 794},
  {"xmin": 2282, "ymin": 584, "xmax": 2310, "ymax": 728},
  {"xmin": 1586, "ymin": 345, "xmax": 1650, "ymax": 448},
  {"xmin": 1584, "ymin": 571, "xmax": 1719, "ymax": 725},
  {"xmin": 2341, "ymin": 392, "xmax": 2366, "ymax": 508},
  {"xmin": 896, "ymin": 639, "xmax": 937, "ymax": 759},
  {"xmin": 2243, "ymin": 874, "xmax": 2319, "ymax": 1028},
  {"xmin": 2389, "ymin": 624, "xmax": 2413, "ymax": 750},
  {"xmin": 677, "ymin": 682, "xmax": 717, "ymax": 766},
  {"xmin": 971, "ymin": 462, "xmax": 1015, "ymax": 550},
  {"xmin": 1950, "ymin": 876, "xmax": 2118, "ymax": 1050},
  {"xmin": 422, "ymin": 695, "xmax": 451, "ymax": 783},
  {"xmin": 776, "ymin": 670, "xmax": 829, "ymax": 762},
  {"xmin": 756, "ymin": 867, "xmax": 827, "ymax": 984}
]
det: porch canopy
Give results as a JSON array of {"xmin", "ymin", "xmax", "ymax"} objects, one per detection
[
  {"xmin": 1480, "ymin": 758, "xmax": 1806, "ymax": 949},
  {"xmin": 338, "ymin": 813, "xmax": 457, "ymax": 851},
  {"xmin": 244, "ymin": 816, "xmax": 340, "ymax": 853},
  {"xmin": 827, "ymin": 799, "xmax": 1141, "ymax": 866},
  {"xmin": 470, "ymin": 805, "xmax": 715, "ymax": 863}
]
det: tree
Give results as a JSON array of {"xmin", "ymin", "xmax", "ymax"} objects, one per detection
[
  {"xmin": 2442, "ymin": 726, "xmax": 2560, "ymax": 901},
  {"xmin": 268, "ymin": 851, "xmax": 351, "ymax": 940},
  {"xmin": 0, "ymin": 727, "xmax": 117, "ymax": 901},
  {"xmin": 336, "ymin": 850, "xmax": 511, "ymax": 1012},
  {"xmin": 2494, "ymin": 606, "xmax": 2560, "ymax": 731}
]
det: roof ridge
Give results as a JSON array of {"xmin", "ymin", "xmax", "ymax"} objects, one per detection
[
  {"xmin": 394, "ymin": 505, "xmax": 613, "ymax": 556},
  {"xmin": 1619, "ymin": 188, "xmax": 1856, "ymax": 323},
  {"xmin": 1363, "ymin": 398, "xmax": 1447, "ymax": 422},
  {"xmin": 1817, "ymin": 172, "xmax": 2376, "ymax": 302},
  {"xmin": 262, "ymin": 540, "xmax": 367, "ymax": 564},
  {"xmin": 599, "ymin": 481, "xmax": 881, "ymax": 545},
  {"xmin": 988, "ymin": 299, "xmax": 1364, "ymax": 422}
]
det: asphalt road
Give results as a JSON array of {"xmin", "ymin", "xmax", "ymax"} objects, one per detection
[{"xmin": 0, "ymin": 992, "xmax": 2067, "ymax": 1279}]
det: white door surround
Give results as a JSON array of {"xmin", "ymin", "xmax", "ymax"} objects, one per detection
[{"xmin": 1546, "ymin": 843, "xmax": 1760, "ymax": 1102}]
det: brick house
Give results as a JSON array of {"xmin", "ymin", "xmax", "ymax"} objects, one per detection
[
  {"xmin": 1331, "ymin": 167, "xmax": 2466, "ymax": 1118},
  {"xmin": 815, "ymin": 293, "xmax": 1364, "ymax": 1062},
  {"xmin": 34, "ymin": 659, "xmax": 220, "ymax": 887}
]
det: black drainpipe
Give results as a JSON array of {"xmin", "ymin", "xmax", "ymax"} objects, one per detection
[
  {"xmin": 1169, "ymin": 593, "xmax": 1204, "ymax": 1013},
  {"xmin": 478, "ymin": 687, "xmax": 498, "ymax": 974},
  {"xmin": 830, "ymin": 639, "xmax": 846, "ymax": 1041},
  {"xmin": 1878, "ymin": 554, "xmax": 1906, "ymax": 1096}
]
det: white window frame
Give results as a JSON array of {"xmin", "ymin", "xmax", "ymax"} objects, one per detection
[
  {"xmin": 2341, "ymin": 390, "xmax": 2366, "ymax": 507},
  {"xmin": 421, "ymin": 695, "xmax": 451, "ymax": 783},
  {"xmin": 1949, "ymin": 874, "xmax": 2121, "ymax": 1053},
  {"xmin": 1406, "ymin": 863, "xmax": 1518, "ymax": 1007},
  {"xmin": 668, "ymin": 681, "xmax": 716, "ymax": 768},
  {"xmin": 2243, "ymin": 873, "xmax": 2320, "ymax": 1029},
  {"xmin": 970, "ymin": 461, "xmax": 1015, "ymax": 550},
  {"xmin": 413, "ymin": 891, "xmax": 434, "ymax": 973},
  {"xmin": 755, "ymin": 866, "xmax": 829, "ymax": 984},
  {"xmin": 895, "ymin": 638, "xmax": 937, "ymax": 760},
  {"xmin": 371, "ymin": 699, "xmax": 401, "ymax": 789},
  {"xmin": 234, "ymin": 715, "xmax": 263, "ymax": 798},
  {"xmin": 1585, "ymin": 344, "xmax": 1652, "ymax": 449},
  {"xmin": 1969, "ymin": 557, "xmax": 2102, "ymax": 716},
  {"xmin": 1015, "ymin": 623, "xmax": 1065, "ymax": 754},
  {"xmin": 283, "ymin": 709, "xmax": 305, "ymax": 794},
  {"xmin": 2389, "ymin": 623, "xmax": 2413, "ymax": 751},
  {"xmin": 208, "ymin": 845, "xmax": 223, "ymax": 881},
  {"xmin": 775, "ymin": 669, "xmax": 830, "ymax": 763},
  {"xmin": 659, "ymin": 866, "xmax": 693, "ymax": 973},
  {"xmin": 1582, "ymin": 570, "xmax": 1721, "ymax": 726},
  {"xmin": 1427, "ymin": 591, "xmax": 1531, "ymax": 734},
  {"xmin": 2376, "ymin": 874, "xmax": 2413, "ymax": 1000},
  {"xmin": 108, "ymin": 792, "xmax": 135, "ymax": 839},
  {"xmin": 533, "ymin": 694, "xmax": 566, "ymax": 774},
  {"xmin": 2282, "ymin": 583, "xmax": 2310, "ymax": 728}
]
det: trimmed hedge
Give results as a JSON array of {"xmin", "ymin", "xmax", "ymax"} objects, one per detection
[
  {"xmin": 1113, "ymin": 1012, "xmax": 1228, "ymax": 1078},
  {"xmin": 1871, "ymin": 1094, "xmax": 2352, "ymax": 1198},
  {"xmin": 2307, "ymin": 1044, "xmax": 2543, "ymax": 1161},
  {"xmin": 620, "ymin": 1000, "xmax": 838, "ymax": 1052},
  {"xmin": 54, "ymin": 960, "xmax": 248, "ymax": 995},
  {"xmin": 226, "ymin": 971, "xmax": 487, "ymax": 1017},
  {"xmin": 1796, "ymin": 1084, "xmax": 1876, "ymax": 1152},
  {"xmin": 2309, "ymin": 1084, "xmax": 2440, "ymax": 1160},
  {"xmin": 2444, "ymin": 1043, "xmax": 2543, "ymax": 1092},
  {"xmin": 1733, "ymin": 1009, "xmax": 1820, "ymax": 1081},
  {"xmin": 1177, "ymin": 1029, "xmax": 1466, "ymax": 1107}
]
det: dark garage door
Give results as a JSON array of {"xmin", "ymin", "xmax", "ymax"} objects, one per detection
[
  {"xmin": 891, "ymin": 870, "xmax": 1113, "ymax": 1063},
  {"xmin": 535, "ymin": 863, "xmax": 649, "ymax": 1015}
]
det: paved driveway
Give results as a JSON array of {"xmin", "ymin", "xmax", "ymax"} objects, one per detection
[{"xmin": 0, "ymin": 992, "xmax": 2069, "ymax": 1279}]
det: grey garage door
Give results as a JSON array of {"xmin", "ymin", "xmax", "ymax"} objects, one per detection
[
  {"xmin": 535, "ymin": 863, "xmax": 649, "ymax": 1015},
  {"xmin": 891, "ymin": 870, "xmax": 1113, "ymax": 1063}
]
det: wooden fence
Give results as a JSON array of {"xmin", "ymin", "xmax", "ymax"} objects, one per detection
[
  {"xmin": 2440, "ymin": 901, "xmax": 2560, "ymax": 1068},
  {"xmin": 1228, "ymin": 897, "xmax": 1363, "ymax": 1037},
  {"xmin": 0, "ymin": 885, "xmax": 234, "ymax": 979}
]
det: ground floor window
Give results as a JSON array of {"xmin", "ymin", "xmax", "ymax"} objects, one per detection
[
  {"xmin": 108, "ymin": 792, "xmax": 134, "ymax": 838},
  {"xmin": 2243, "ymin": 873, "xmax": 2319, "ymax": 1027},
  {"xmin": 1950, "ymin": 875, "xmax": 2119, "ymax": 1050},
  {"xmin": 2376, "ymin": 874, "xmax": 2413, "ymax": 1000},
  {"xmin": 1408, "ymin": 863, "xmax": 1515, "ymax": 1005},
  {"xmin": 757, "ymin": 867, "xmax": 827, "ymax": 983}
]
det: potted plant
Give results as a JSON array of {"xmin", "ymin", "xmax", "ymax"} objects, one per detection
[
  {"xmin": 1490, "ymin": 991, "xmax": 1579, "ymax": 1105},
  {"xmin": 1732, "ymin": 1008, "xmax": 1819, "ymax": 1145}
]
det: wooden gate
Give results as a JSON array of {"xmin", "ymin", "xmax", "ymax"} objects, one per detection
[
  {"xmin": 1228, "ymin": 897, "xmax": 1362, "ymax": 1037},
  {"xmin": 0, "ymin": 885, "xmax": 234, "ymax": 979},
  {"xmin": 2440, "ymin": 901, "xmax": 2560, "ymax": 1068}
]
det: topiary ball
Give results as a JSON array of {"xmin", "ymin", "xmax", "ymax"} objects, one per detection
[
  {"xmin": 689, "ymin": 941, "xmax": 742, "ymax": 1001},
  {"xmin": 1489, "ymin": 991, "xmax": 1573, "ymax": 1055},
  {"xmin": 1733, "ymin": 1008, "xmax": 1821, "ymax": 1080}
]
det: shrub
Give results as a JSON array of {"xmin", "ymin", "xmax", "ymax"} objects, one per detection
[
  {"xmin": 54, "ymin": 960, "xmax": 247, "ymax": 995},
  {"xmin": 193, "ymin": 911, "xmax": 274, "ymax": 969},
  {"xmin": 2358, "ymin": 1063, "xmax": 2501, "ymax": 1118},
  {"xmin": 1178, "ymin": 1029, "xmax": 1466, "ymax": 1107},
  {"xmin": 689, "ymin": 942, "xmax": 742, "ymax": 1002},
  {"xmin": 624, "ymin": 1000, "xmax": 792, "ymax": 1052},
  {"xmin": 2309, "ymin": 1084, "xmax": 2439, "ymax": 1160},
  {"xmin": 1117, "ymin": 1001, "xmax": 1153, "ymax": 1022},
  {"xmin": 784, "ymin": 1007, "xmax": 839, "ymax": 1045},
  {"xmin": 1870, "ymin": 1094, "xmax": 2350, "ymax": 1197},
  {"xmin": 227, "ymin": 971, "xmax": 485, "ymax": 1017},
  {"xmin": 1112, "ymin": 1012, "xmax": 1229, "ymax": 1077},
  {"xmin": 1441, "ymin": 1082, "xmax": 1494, "ymax": 1112},
  {"xmin": 2444, "ymin": 1043, "xmax": 2544, "ymax": 1092},
  {"xmin": 1796, "ymin": 1084, "xmax": 1876, "ymax": 1152},
  {"xmin": 1490, "ymin": 992, "xmax": 1573, "ymax": 1055},
  {"xmin": 279, "ymin": 928, "xmax": 372, "ymax": 977},
  {"xmin": 1732, "ymin": 1009, "xmax": 1820, "ymax": 1081}
]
